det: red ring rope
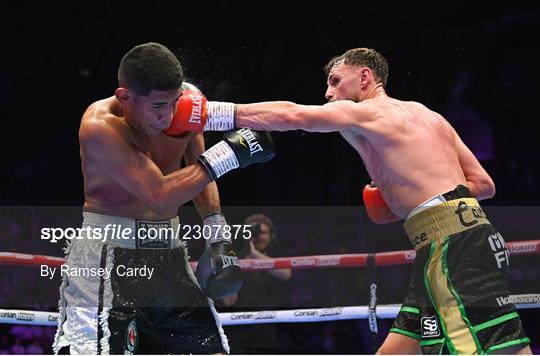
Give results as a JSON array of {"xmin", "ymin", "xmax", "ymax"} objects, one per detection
[{"xmin": 1, "ymin": 239, "xmax": 538, "ymax": 271}]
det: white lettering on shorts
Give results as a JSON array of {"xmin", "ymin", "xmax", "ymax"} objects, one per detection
[{"xmin": 488, "ymin": 233, "xmax": 509, "ymax": 269}]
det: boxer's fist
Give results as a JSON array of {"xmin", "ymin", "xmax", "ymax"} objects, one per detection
[
  {"xmin": 195, "ymin": 240, "xmax": 243, "ymax": 299},
  {"xmin": 363, "ymin": 183, "xmax": 401, "ymax": 224},
  {"xmin": 197, "ymin": 128, "xmax": 275, "ymax": 180},
  {"xmin": 163, "ymin": 82, "xmax": 207, "ymax": 136}
]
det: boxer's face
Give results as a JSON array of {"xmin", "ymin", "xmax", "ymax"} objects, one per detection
[
  {"xmin": 325, "ymin": 63, "xmax": 362, "ymax": 102},
  {"xmin": 129, "ymin": 88, "xmax": 182, "ymax": 135},
  {"xmin": 253, "ymin": 223, "xmax": 271, "ymax": 252}
]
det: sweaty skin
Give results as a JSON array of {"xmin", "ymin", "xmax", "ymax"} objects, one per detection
[
  {"xmin": 234, "ymin": 63, "xmax": 495, "ymax": 218},
  {"xmin": 79, "ymin": 90, "xmax": 217, "ymax": 220},
  {"xmin": 233, "ymin": 62, "xmax": 533, "ymax": 355}
]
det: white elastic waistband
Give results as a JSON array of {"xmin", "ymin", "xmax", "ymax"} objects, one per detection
[{"xmin": 407, "ymin": 194, "xmax": 447, "ymax": 219}]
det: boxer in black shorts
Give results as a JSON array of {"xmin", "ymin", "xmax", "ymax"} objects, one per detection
[
  {"xmin": 170, "ymin": 47, "xmax": 532, "ymax": 353},
  {"xmin": 389, "ymin": 185, "xmax": 530, "ymax": 354}
]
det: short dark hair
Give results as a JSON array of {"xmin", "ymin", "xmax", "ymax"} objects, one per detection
[
  {"xmin": 324, "ymin": 47, "xmax": 389, "ymax": 87},
  {"xmin": 118, "ymin": 42, "xmax": 183, "ymax": 95}
]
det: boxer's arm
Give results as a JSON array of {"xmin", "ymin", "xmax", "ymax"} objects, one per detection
[
  {"xmin": 81, "ymin": 120, "xmax": 212, "ymax": 215},
  {"xmin": 183, "ymin": 132, "xmax": 222, "ymax": 217},
  {"xmin": 453, "ymin": 128, "xmax": 496, "ymax": 200},
  {"xmin": 234, "ymin": 100, "xmax": 374, "ymax": 132}
]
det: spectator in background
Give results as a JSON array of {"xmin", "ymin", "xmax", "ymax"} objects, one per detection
[{"xmin": 221, "ymin": 213, "xmax": 292, "ymax": 354}]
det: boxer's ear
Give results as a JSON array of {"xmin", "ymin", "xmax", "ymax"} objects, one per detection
[
  {"xmin": 115, "ymin": 87, "xmax": 130, "ymax": 104},
  {"xmin": 358, "ymin": 67, "xmax": 372, "ymax": 89}
]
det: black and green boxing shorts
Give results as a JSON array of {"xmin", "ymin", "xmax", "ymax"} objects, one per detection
[{"xmin": 390, "ymin": 187, "xmax": 529, "ymax": 354}]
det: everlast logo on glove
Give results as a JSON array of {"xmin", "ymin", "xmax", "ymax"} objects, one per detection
[
  {"xmin": 188, "ymin": 94, "xmax": 205, "ymax": 124},
  {"xmin": 195, "ymin": 241, "xmax": 243, "ymax": 299},
  {"xmin": 237, "ymin": 128, "xmax": 264, "ymax": 156},
  {"xmin": 197, "ymin": 128, "xmax": 275, "ymax": 181},
  {"xmin": 221, "ymin": 254, "xmax": 240, "ymax": 268}
]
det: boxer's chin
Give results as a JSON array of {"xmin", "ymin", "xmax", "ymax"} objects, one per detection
[{"xmin": 147, "ymin": 126, "xmax": 163, "ymax": 135}]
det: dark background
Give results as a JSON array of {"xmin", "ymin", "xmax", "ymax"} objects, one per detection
[
  {"xmin": 1, "ymin": 1, "xmax": 539, "ymax": 206},
  {"xmin": 1, "ymin": 1, "xmax": 539, "ymax": 354}
]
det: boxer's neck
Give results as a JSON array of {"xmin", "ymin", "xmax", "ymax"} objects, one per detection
[{"xmin": 362, "ymin": 83, "xmax": 386, "ymax": 101}]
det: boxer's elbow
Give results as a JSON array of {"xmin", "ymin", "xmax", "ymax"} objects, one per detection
[
  {"xmin": 470, "ymin": 175, "xmax": 496, "ymax": 200},
  {"xmin": 477, "ymin": 173, "xmax": 496, "ymax": 199},
  {"xmin": 482, "ymin": 178, "xmax": 496, "ymax": 199}
]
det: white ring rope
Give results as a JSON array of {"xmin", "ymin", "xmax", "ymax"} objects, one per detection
[{"xmin": 1, "ymin": 294, "xmax": 539, "ymax": 327}]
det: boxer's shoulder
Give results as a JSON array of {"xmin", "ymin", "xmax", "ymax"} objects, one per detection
[
  {"xmin": 370, "ymin": 98, "xmax": 446, "ymax": 131},
  {"xmin": 81, "ymin": 98, "xmax": 131, "ymax": 144},
  {"xmin": 83, "ymin": 96, "xmax": 117, "ymax": 119}
]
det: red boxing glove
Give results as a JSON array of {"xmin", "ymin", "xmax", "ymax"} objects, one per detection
[
  {"xmin": 363, "ymin": 183, "xmax": 401, "ymax": 224},
  {"xmin": 164, "ymin": 82, "xmax": 208, "ymax": 136}
]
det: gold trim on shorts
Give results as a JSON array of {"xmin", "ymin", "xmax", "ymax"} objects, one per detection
[{"xmin": 404, "ymin": 197, "xmax": 491, "ymax": 251}]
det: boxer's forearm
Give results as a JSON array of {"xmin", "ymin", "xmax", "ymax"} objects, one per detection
[
  {"xmin": 236, "ymin": 102, "xmax": 305, "ymax": 131},
  {"xmin": 235, "ymin": 100, "xmax": 361, "ymax": 133},
  {"xmin": 204, "ymin": 100, "xmax": 354, "ymax": 132},
  {"xmin": 208, "ymin": 100, "xmax": 358, "ymax": 132},
  {"xmin": 191, "ymin": 181, "xmax": 222, "ymax": 219},
  {"xmin": 154, "ymin": 165, "xmax": 213, "ymax": 214},
  {"xmin": 182, "ymin": 132, "xmax": 222, "ymax": 217}
]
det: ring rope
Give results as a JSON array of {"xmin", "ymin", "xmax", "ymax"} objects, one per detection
[
  {"xmin": 1, "ymin": 294, "xmax": 539, "ymax": 327},
  {"xmin": 1, "ymin": 239, "xmax": 538, "ymax": 271}
]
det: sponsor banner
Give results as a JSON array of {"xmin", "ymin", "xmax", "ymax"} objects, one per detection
[
  {"xmin": 508, "ymin": 242, "xmax": 538, "ymax": 254},
  {"xmin": 3, "ymin": 297, "xmax": 539, "ymax": 327},
  {"xmin": 0, "ymin": 309, "xmax": 57, "ymax": 326}
]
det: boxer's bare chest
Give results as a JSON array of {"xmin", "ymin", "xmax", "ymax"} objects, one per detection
[
  {"xmin": 130, "ymin": 131, "xmax": 191, "ymax": 174},
  {"xmin": 83, "ymin": 130, "xmax": 194, "ymax": 218}
]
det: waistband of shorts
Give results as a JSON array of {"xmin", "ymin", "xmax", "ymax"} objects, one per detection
[
  {"xmin": 82, "ymin": 211, "xmax": 183, "ymax": 250},
  {"xmin": 404, "ymin": 196, "xmax": 491, "ymax": 251}
]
